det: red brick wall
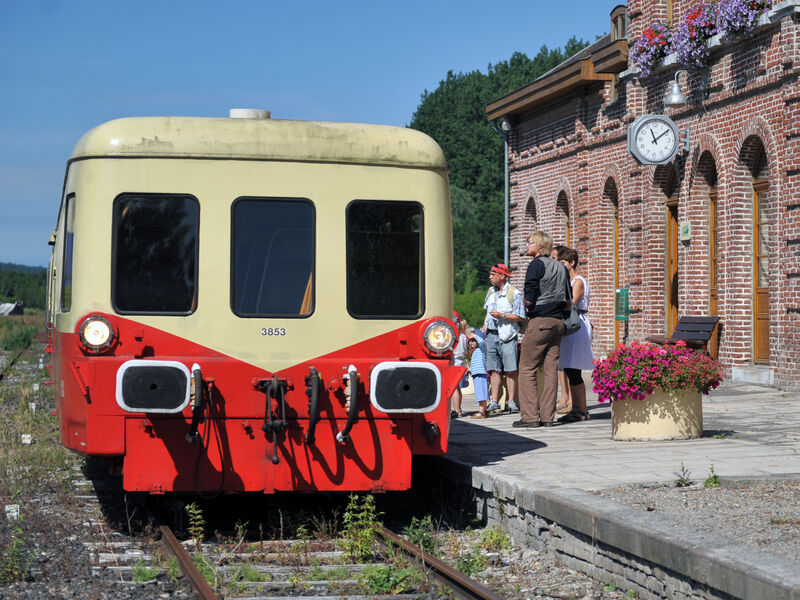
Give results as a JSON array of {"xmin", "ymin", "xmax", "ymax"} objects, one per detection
[{"xmin": 505, "ymin": 6, "xmax": 800, "ymax": 389}]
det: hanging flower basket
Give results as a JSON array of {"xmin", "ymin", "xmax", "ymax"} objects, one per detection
[
  {"xmin": 672, "ymin": 1, "xmax": 719, "ymax": 69},
  {"xmin": 631, "ymin": 22, "xmax": 672, "ymax": 78},
  {"xmin": 717, "ymin": 0, "xmax": 773, "ymax": 39}
]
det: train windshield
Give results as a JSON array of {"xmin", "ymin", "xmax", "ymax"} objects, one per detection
[
  {"xmin": 111, "ymin": 194, "xmax": 199, "ymax": 314},
  {"xmin": 346, "ymin": 201, "xmax": 424, "ymax": 318},
  {"xmin": 231, "ymin": 198, "xmax": 315, "ymax": 317}
]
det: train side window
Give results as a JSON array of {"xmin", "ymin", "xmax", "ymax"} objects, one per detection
[
  {"xmin": 231, "ymin": 198, "xmax": 315, "ymax": 317},
  {"xmin": 60, "ymin": 194, "xmax": 76, "ymax": 312},
  {"xmin": 111, "ymin": 194, "xmax": 199, "ymax": 314},
  {"xmin": 346, "ymin": 201, "xmax": 424, "ymax": 318}
]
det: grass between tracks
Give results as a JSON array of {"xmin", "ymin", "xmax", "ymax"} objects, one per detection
[
  {"xmin": 175, "ymin": 493, "xmax": 516, "ymax": 598},
  {"xmin": 0, "ymin": 314, "xmax": 82, "ymax": 583}
]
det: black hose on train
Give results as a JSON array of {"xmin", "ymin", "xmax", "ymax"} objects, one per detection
[
  {"xmin": 190, "ymin": 369, "xmax": 226, "ymax": 500},
  {"xmin": 304, "ymin": 366, "xmax": 321, "ymax": 444}
]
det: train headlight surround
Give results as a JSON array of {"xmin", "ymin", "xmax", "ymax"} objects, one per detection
[
  {"xmin": 78, "ymin": 315, "xmax": 117, "ymax": 355},
  {"xmin": 422, "ymin": 320, "xmax": 456, "ymax": 356}
]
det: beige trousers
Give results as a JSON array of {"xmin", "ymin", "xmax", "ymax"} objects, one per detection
[{"xmin": 518, "ymin": 317, "xmax": 566, "ymax": 424}]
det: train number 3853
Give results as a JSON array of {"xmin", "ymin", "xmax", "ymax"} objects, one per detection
[{"xmin": 261, "ymin": 328, "xmax": 287, "ymax": 336}]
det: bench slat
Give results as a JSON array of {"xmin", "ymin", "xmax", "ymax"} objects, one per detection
[
  {"xmin": 674, "ymin": 323, "xmax": 718, "ymax": 333},
  {"xmin": 674, "ymin": 316, "xmax": 719, "ymax": 324},
  {"xmin": 671, "ymin": 331, "xmax": 712, "ymax": 341}
]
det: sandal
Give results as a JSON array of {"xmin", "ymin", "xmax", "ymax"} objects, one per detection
[
  {"xmin": 556, "ymin": 401, "xmax": 572, "ymax": 414},
  {"xmin": 470, "ymin": 412, "xmax": 488, "ymax": 419},
  {"xmin": 557, "ymin": 411, "xmax": 589, "ymax": 423}
]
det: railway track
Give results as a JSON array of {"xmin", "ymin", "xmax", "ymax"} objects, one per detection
[
  {"xmin": 74, "ymin": 465, "xmax": 503, "ymax": 600},
  {"xmin": 156, "ymin": 522, "xmax": 504, "ymax": 600}
]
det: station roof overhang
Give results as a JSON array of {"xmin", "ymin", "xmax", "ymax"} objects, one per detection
[{"xmin": 485, "ymin": 36, "xmax": 628, "ymax": 122}]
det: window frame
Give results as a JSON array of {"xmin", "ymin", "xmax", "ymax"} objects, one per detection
[
  {"xmin": 60, "ymin": 193, "xmax": 76, "ymax": 313},
  {"xmin": 345, "ymin": 199, "xmax": 425, "ymax": 320},
  {"xmin": 110, "ymin": 192, "xmax": 201, "ymax": 316},
  {"xmin": 230, "ymin": 196, "xmax": 316, "ymax": 319}
]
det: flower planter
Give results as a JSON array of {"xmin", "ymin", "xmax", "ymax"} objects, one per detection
[{"xmin": 611, "ymin": 388, "xmax": 703, "ymax": 441}]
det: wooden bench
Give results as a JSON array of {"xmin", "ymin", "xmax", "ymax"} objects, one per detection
[{"xmin": 646, "ymin": 316, "xmax": 720, "ymax": 352}]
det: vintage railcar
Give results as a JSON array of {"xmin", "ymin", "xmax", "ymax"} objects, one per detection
[{"xmin": 47, "ymin": 110, "xmax": 463, "ymax": 494}]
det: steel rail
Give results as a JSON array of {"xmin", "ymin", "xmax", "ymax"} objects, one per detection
[
  {"xmin": 159, "ymin": 525, "xmax": 219, "ymax": 600},
  {"xmin": 376, "ymin": 525, "xmax": 504, "ymax": 600}
]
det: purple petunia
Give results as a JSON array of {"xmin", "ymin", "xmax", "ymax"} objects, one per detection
[{"xmin": 717, "ymin": 0, "xmax": 772, "ymax": 39}]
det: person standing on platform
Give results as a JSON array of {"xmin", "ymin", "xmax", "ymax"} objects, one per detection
[
  {"xmin": 467, "ymin": 330, "xmax": 490, "ymax": 418},
  {"xmin": 556, "ymin": 247, "xmax": 595, "ymax": 423},
  {"xmin": 514, "ymin": 232, "xmax": 569, "ymax": 428},
  {"xmin": 482, "ymin": 263, "xmax": 525, "ymax": 414},
  {"xmin": 450, "ymin": 314, "xmax": 469, "ymax": 418},
  {"xmin": 552, "ymin": 245, "xmax": 572, "ymax": 415}
]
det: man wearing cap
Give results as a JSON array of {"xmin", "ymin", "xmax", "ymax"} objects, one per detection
[{"xmin": 482, "ymin": 263, "xmax": 526, "ymax": 413}]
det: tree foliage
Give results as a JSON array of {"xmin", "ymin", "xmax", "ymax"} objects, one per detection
[
  {"xmin": 409, "ymin": 39, "xmax": 589, "ymax": 295},
  {"xmin": 0, "ymin": 263, "xmax": 47, "ymax": 310}
]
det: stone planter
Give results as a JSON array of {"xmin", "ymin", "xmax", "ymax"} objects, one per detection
[{"xmin": 611, "ymin": 388, "xmax": 703, "ymax": 441}]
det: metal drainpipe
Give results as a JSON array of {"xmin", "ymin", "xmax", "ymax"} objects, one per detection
[{"xmin": 492, "ymin": 120, "xmax": 511, "ymax": 267}]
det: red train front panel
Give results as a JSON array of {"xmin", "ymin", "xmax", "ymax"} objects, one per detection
[{"xmin": 54, "ymin": 313, "xmax": 465, "ymax": 493}]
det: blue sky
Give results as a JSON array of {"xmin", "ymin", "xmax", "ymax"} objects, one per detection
[{"xmin": 0, "ymin": 0, "xmax": 620, "ymax": 268}]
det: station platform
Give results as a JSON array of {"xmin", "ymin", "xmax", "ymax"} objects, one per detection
[{"xmin": 440, "ymin": 381, "xmax": 800, "ymax": 599}]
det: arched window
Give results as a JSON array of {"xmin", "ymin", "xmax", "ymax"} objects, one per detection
[{"xmin": 556, "ymin": 191, "xmax": 570, "ymax": 246}]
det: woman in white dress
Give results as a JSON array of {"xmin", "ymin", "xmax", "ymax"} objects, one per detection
[{"xmin": 556, "ymin": 247, "xmax": 594, "ymax": 422}]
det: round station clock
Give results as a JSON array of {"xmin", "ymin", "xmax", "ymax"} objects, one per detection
[{"xmin": 627, "ymin": 114, "xmax": 680, "ymax": 165}]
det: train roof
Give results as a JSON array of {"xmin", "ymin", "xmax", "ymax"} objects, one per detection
[{"xmin": 69, "ymin": 116, "xmax": 448, "ymax": 170}]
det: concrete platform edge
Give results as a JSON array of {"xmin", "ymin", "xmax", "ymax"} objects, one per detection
[{"xmin": 436, "ymin": 458, "xmax": 800, "ymax": 600}]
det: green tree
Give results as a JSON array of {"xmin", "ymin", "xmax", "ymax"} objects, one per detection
[
  {"xmin": 0, "ymin": 264, "xmax": 46, "ymax": 310},
  {"xmin": 409, "ymin": 39, "xmax": 589, "ymax": 292}
]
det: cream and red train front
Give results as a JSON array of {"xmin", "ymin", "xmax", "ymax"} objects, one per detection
[
  {"xmin": 51, "ymin": 116, "xmax": 464, "ymax": 494},
  {"xmin": 58, "ymin": 313, "xmax": 462, "ymax": 493}
]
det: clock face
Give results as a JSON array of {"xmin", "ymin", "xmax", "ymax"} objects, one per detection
[{"xmin": 628, "ymin": 115, "xmax": 680, "ymax": 165}]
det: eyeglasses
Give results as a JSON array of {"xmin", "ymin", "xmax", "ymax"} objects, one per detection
[{"xmin": 526, "ymin": 241, "xmax": 536, "ymax": 246}]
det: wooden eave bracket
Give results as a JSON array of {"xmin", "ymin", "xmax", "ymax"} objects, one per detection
[{"xmin": 486, "ymin": 58, "xmax": 614, "ymax": 121}]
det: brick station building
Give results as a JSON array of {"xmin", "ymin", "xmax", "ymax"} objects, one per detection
[{"xmin": 486, "ymin": 1, "xmax": 800, "ymax": 389}]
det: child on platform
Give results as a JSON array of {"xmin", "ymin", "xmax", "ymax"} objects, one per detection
[{"xmin": 468, "ymin": 329, "xmax": 490, "ymax": 418}]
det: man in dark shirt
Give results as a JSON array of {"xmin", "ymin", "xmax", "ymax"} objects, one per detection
[{"xmin": 514, "ymin": 231, "xmax": 569, "ymax": 428}]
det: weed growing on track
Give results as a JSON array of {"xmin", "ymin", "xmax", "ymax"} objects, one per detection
[
  {"xmin": 132, "ymin": 557, "xmax": 160, "ymax": 582},
  {"xmin": 185, "ymin": 502, "xmax": 206, "ymax": 550},
  {"xmin": 362, "ymin": 564, "xmax": 420, "ymax": 594},
  {"xmin": 704, "ymin": 464, "xmax": 721, "ymax": 488},
  {"xmin": 341, "ymin": 493, "xmax": 382, "ymax": 562},
  {"xmin": 402, "ymin": 515, "xmax": 439, "ymax": 555},
  {"xmin": 481, "ymin": 525, "xmax": 511, "ymax": 551},
  {"xmin": 674, "ymin": 462, "xmax": 693, "ymax": 487}
]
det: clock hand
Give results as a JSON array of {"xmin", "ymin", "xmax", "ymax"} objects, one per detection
[
  {"xmin": 651, "ymin": 129, "xmax": 658, "ymax": 144},
  {"xmin": 654, "ymin": 129, "xmax": 670, "ymax": 142}
]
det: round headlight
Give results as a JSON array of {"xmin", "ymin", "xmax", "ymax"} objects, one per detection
[
  {"xmin": 423, "ymin": 320, "xmax": 456, "ymax": 356},
  {"xmin": 78, "ymin": 315, "xmax": 117, "ymax": 354}
]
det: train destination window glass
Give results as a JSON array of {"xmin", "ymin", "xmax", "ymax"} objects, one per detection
[
  {"xmin": 346, "ymin": 201, "xmax": 424, "ymax": 318},
  {"xmin": 232, "ymin": 198, "xmax": 315, "ymax": 317},
  {"xmin": 60, "ymin": 194, "xmax": 76, "ymax": 312},
  {"xmin": 112, "ymin": 194, "xmax": 199, "ymax": 314}
]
